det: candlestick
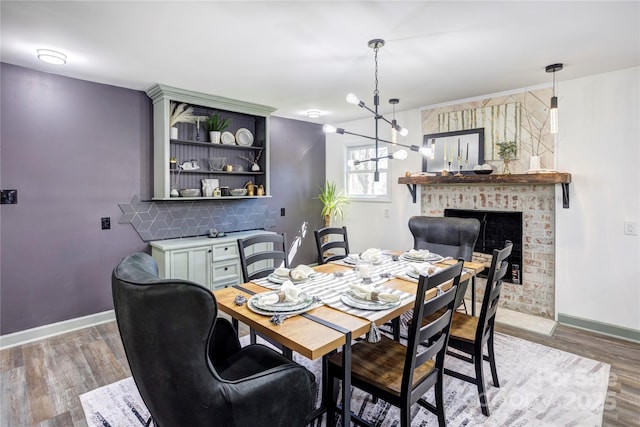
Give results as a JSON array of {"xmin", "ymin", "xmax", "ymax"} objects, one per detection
[
  {"xmin": 466, "ymin": 142, "xmax": 469, "ymax": 161},
  {"xmin": 457, "ymin": 138, "xmax": 460, "ymax": 157}
]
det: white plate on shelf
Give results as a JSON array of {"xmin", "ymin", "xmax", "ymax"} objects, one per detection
[
  {"xmin": 221, "ymin": 131, "xmax": 235, "ymax": 145},
  {"xmin": 235, "ymin": 128, "xmax": 254, "ymax": 146}
]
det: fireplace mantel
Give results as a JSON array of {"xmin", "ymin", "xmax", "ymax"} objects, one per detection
[{"xmin": 398, "ymin": 172, "xmax": 572, "ymax": 207}]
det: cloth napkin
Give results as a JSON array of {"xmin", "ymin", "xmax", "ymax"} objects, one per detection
[
  {"xmin": 348, "ymin": 284, "xmax": 400, "ymax": 303},
  {"xmin": 360, "ymin": 248, "xmax": 383, "ymax": 263},
  {"xmin": 259, "ymin": 281, "xmax": 300, "ymax": 305},
  {"xmin": 273, "ymin": 265, "xmax": 315, "ymax": 280},
  {"xmin": 409, "ymin": 262, "xmax": 441, "ymax": 277},
  {"xmin": 406, "ymin": 249, "xmax": 431, "ymax": 260}
]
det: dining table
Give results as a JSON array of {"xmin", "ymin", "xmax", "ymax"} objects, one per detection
[{"xmin": 212, "ymin": 251, "xmax": 485, "ymax": 426}]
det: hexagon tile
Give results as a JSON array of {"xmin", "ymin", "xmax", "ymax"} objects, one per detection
[{"xmin": 118, "ymin": 195, "xmax": 278, "ymax": 242}]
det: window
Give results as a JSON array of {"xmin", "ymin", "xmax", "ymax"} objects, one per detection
[{"xmin": 345, "ymin": 144, "xmax": 390, "ymax": 200}]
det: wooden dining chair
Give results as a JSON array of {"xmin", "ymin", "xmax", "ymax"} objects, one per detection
[
  {"xmin": 325, "ymin": 260, "xmax": 465, "ymax": 427},
  {"xmin": 440, "ymin": 240, "xmax": 512, "ymax": 417},
  {"xmin": 314, "ymin": 226, "xmax": 350, "ymax": 264},
  {"xmin": 237, "ymin": 232, "xmax": 289, "ymax": 281},
  {"xmin": 237, "ymin": 232, "xmax": 292, "ymax": 358}
]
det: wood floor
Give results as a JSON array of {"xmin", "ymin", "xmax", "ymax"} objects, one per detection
[{"xmin": 1, "ymin": 319, "xmax": 638, "ymax": 426}]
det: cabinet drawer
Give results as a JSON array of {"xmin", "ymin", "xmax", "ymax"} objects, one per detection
[
  {"xmin": 211, "ymin": 278, "xmax": 240, "ymax": 291},
  {"xmin": 212, "ymin": 261, "xmax": 240, "ymax": 283},
  {"xmin": 212, "ymin": 242, "xmax": 238, "ymax": 261}
]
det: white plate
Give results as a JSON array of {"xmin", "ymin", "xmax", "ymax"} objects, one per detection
[
  {"xmin": 340, "ymin": 293, "xmax": 401, "ymax": 311},
  {"xmin": 235, "ymin": 128, "xmax": 254, "ymax": 146},
  {"xmin": 343, "ymin": 256, "xmax": 385, "ymax": 265},
  {"xmin": 221, "ymin": 131, "xmax": 235, "ymax": 145},
  {"xmin": 401, "ymin": 252, "xmax": 444, "ymax": 263},
  {"xmin": 250, "ymin": 291, "xmax": 314, "ymax": 312},
  {"xmin": 267, "ymin": 273, "xmax": 308, "ymax": 284}
]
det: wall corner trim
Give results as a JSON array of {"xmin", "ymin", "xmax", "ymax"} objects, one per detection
[
  {"xmin": 557, "ymin": 313, "xmax": 640, "ymax": 344},
  {"xmin": 0, "ymin": 310, "xmax": 116, "ymax": 350}
]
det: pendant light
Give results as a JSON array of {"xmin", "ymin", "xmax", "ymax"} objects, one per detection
[{"xmin": 546, "ymin": 63, "xmax": 563, "ymax": 134}]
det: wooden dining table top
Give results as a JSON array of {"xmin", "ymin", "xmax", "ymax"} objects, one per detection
[{"xmin": 213, "ymin": 258, "xmax": 485, "ymax": 360}]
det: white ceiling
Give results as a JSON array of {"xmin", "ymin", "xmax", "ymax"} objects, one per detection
[{"xmin": 2, "ymin": 1, "xmax": 639, "ymax": 124}]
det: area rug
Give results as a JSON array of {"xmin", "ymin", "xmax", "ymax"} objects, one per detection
[{"xmin": 80, "ymin": 333, "xmax": 609, "ymax": 426}]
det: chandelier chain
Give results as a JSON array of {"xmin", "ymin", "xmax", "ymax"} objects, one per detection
[{"xmin": 374, "ymin": 46, "xmax": 379, "ymax": 96}]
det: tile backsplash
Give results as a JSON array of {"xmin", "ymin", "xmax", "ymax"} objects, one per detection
[{"xmin": 118, "ymin": 195, "xmax": 277, "ymax": 241}]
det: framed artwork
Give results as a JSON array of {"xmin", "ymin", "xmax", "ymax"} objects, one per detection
[{"xmin": 422, "ymin": 128, "xmax": 485, "ymax": 174}]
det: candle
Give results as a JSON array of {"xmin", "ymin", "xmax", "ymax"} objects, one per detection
[
  {"xmin": 450, "ymin": 143, "xmax": 453, "ymax": 161},
  {"xmin": 444, "ymin": 143, "xmax": 447, "ymax": 162},
  {"xmin": 458, "ymin": 138, "xmax": 460, "ymax": 157},
  {"xmin": 466, "ymin": 142, "xmax": 469, "ymax": 161},
  {"xmin": 197, "ymin": 117, "xmax": 200, "ymax": 130}
]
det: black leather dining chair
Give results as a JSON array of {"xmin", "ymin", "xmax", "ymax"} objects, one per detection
[
  {"xmin": 112, "ymin": 252, "xmax": 315, "ymax": 427},
  {"xmin": 314, "ymin": 226, "xmax": 350, "ymax": 264},
  {"xmin": 408, "ymin": 216, "xmax": 481, "ymax": 313}
]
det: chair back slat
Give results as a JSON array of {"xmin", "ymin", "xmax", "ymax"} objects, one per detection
[
  {"xmin": 237, "ymin": 233, "xmax": 288, "ymax": 282},
  {"xmin": 314, "ymin": 226, "xmax": 350, "ymax": 264}
]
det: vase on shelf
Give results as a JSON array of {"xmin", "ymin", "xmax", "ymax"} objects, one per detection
[
  {"xmin": 210, "ymin": 131, "xmax": 221, "ymax": 144},
  {"xmin": 251, "ymin": 163, "xmax": 260, "ymax": 172},
  {"xmin": 502, "ymin": 159, "xmax": 511, "ymax": 175},
  {"xmin": 528, "ymin": 155, "xmax": 541, "ymax": 172}
]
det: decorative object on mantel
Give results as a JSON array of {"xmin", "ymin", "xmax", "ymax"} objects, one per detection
[
  {"xmin": 546, "ymin": 63, "xmax": 564, "ymax": 134},
  {"xmin": 169, "ymin": 102, "xmax": 197, "ymax": 140},
  {"xmin": 206, "ymin": 112, "xmax": 231, "ymax": 144},
  {"xmin": 473, "ymin": 164, "xmax": 494, "ymax": 174},
  {"xmin": 323, "ymin": 39, "xmax": 433, "ymax": 181},
  {"xmin": 496, "ymin": 141, "xmax": 517, "ymax": 175}
]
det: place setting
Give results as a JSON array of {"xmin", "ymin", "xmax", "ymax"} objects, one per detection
[
  {"xmin": 340, "ymin": 283, "xmax": 401, "ymax": 311},
  {"xmin": 340, "ymin": 248, "xmax": 387, "ymax": 266},
  {"xmin": 265, "ymin": 264, "xmax": 317, "ymax": 285},
  {"xmin": 246, "ymin": 281, "xmax": 322, "ymax": 318},
  {"xmin": 399, "ymin": 248, "xmax": 445, "ymax": 263}
]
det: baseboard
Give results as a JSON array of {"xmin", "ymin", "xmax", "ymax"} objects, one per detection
[
  {"xmin": 0, "ymin": 310, "xmax": 116, "ymax": 350},
  {"xmin": 558, "ymin": 313, "xmax": 640, "ymax": 343}
]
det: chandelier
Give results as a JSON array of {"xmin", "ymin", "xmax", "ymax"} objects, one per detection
[{"xmin": 323, "ymin": 38, "xmax": 432, "ymax": 181}]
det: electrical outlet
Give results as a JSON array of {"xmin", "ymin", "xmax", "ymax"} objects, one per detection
[
  {"xmin": 624, "ymin": 221, "xmax": 638, "ymax": 235},
  {"xmin": 383, "ymin": 208, "xmax": 390, "ymax": 218},
  {"xmin": 280, "ymin": 208, "xmax": 285, "ymax": 216},
  {"xmin": 101, "ymin": 217, "xmax": 111, "ymax": 230},
  {"xmin": 0, "ymin": 189, "xmax": 17, "ymax": 204}
]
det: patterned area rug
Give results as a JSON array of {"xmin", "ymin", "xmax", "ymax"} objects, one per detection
[{"xmin": 80, "ymin": 333, "xmax": 609, "ymax": 426}]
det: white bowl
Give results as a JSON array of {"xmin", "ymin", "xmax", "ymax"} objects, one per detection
[
  {"xmin": 229, "ymin": 188, "xmax": 247, "ymax": 196},
  {"xmin": 179, "ymin": 189, "xmax": 201, "ymax": 197}
]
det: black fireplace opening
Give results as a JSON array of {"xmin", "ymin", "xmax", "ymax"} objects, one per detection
[{"xmin": 444, "ymin": 209, "xmax": 523, "ymax": 284}]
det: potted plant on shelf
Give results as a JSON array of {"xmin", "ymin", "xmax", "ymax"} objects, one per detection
[
  {"xmin": 496, "ymin": 141, "xmax": 518, "ymax": 175},
  {"xmin": 317, "ymin": 181, "xmax": 349, "ymax": 229},
  {"xmin": 207, "ymin": 113, "xmax": 231, "ymax": 144},
  {"xmin": 169, "ymin": 102, "xmax": 197, "ymax": 139}
]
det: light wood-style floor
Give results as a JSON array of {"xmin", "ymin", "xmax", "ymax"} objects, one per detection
[{"xmin": 1, "ymin": 319, "xmax": 638, "ymax": 426}]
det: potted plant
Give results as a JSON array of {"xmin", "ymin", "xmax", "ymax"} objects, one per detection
[
  {"xmin": 207, "ymin": 113, "xmax": 231, "ymax": 144},
  {"xmin": 496, "ymin": 141, "xmax": 518, "ymax": 174},
  {"xmin": 317, "ymin": 181, "xmax": 349, "ymax": 229}
]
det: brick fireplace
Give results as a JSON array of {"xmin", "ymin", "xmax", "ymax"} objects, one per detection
[{"xmin": 419, "ymin": 183, "xmax": 556, "ymax": 319}]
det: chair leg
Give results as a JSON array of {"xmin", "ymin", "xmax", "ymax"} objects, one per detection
[
  {"xmin": 391, "ymin": 317, "xmax": 401, "ymax": 341},
  {"xmin": 487, "ymin": 331, "xmax": 500, "ymax": 388},
  {"xmin": 401, "ymin": 400, "xmax": 411, "ymax": 427},
  {"xmin": 324, "ymin": 357, "xmax": 339, "ymax": 427},
  {"xmin": 435, "ymin": 371, "xmax": 446, "ymax": 427},
  {"xmin": 250, "ymin": 328, "xmax": 257, "ymax": 345},
  {"xmin": 474, "ymin": 345, "xmax": 490, "ymax": 416}
]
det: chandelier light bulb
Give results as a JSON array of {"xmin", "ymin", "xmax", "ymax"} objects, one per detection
[
  {"xmin": 323, "ymin": 124, "xmax": 337, "ymax": 133},
  {"xmin": 418, "ymin": 146, "xmax": 432, "ymax": 157},
  {"xmin": 399, "ymin": 127, "xmax": 409, "ymax": 137},
  {"xmin": 392, "ymin": 149, "xmax": 408, "ymax": 160},
  {"xmin": 346, "ymin": 93, "xmax": 360, "ymax": 105},
  {"xmin": 347, "ymin": 159, "xmax": 355, "ymax": 167}
]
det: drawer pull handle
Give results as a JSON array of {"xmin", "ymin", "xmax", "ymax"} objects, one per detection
[{"xmin": 224, "ymin": 247, "xmax": 228, "ymax": 251}]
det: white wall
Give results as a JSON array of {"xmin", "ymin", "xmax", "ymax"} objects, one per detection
[
  {"xmin": 327, "ymin": 67, "xmax": 640, "ymax": 333},
  {"xmin": 556, "ymin": 67, "xmax": 640, "ymax": 331},
  {"xmin": 325, "ymin": 109, "xmax": 421, "ymax": 253}
]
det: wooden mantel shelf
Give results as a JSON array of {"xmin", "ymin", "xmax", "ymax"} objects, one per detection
[{"xmin": 398, "ymin": 172, "xmax": 572, "ymax": 208}]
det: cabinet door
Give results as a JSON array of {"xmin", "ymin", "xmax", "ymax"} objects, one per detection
[{"xmin": 169, "ymin": 246, "xmax": 211, "ymax": 288}]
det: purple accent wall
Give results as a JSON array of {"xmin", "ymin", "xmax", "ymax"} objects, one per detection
[
  {"xmin": 0, "ymin": 63, "xmax": 153, "ymax": 334},
  {"xmin": 0, "ymin": 63, "xmax": 326, "ymax": 335}
]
